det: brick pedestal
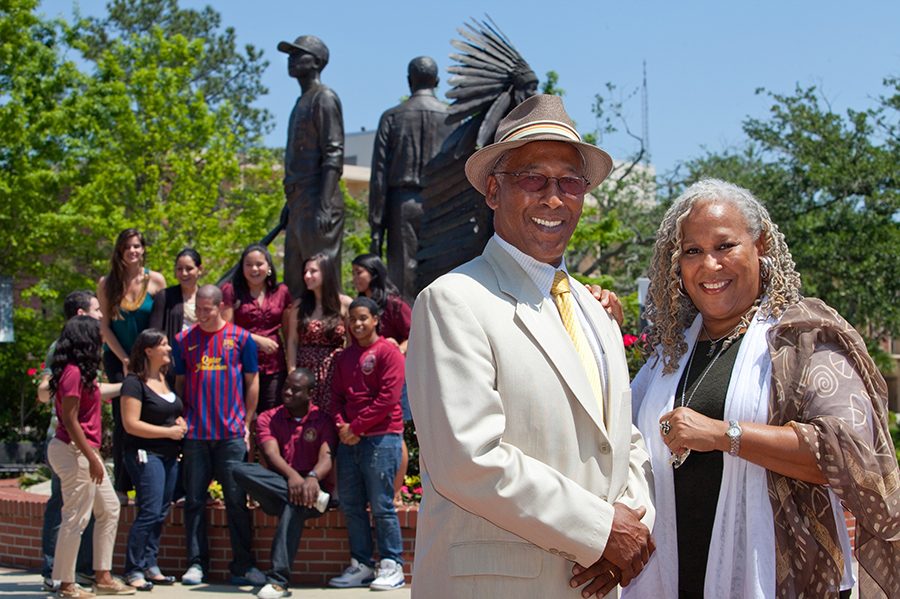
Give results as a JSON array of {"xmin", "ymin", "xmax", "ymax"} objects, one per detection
[{"xmin": 0, "ymin": 480, "xmax": 417, "ymax": 585}]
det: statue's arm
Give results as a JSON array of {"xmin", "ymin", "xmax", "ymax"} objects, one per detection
[{"xmin": 318, "ymin": 90, "xmax": 344, "ymax": 188}]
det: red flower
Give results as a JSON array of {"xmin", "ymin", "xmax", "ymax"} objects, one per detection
[
  {"xmin": 413, "ymin": 487, "xmax": 423, "ymax": 495},
  {"xmin": 622, "ymin": 334, "xmax": 639, "ymax": 348},
  {"xmin": 27, "ymin": 368, "xmax": 38, "ymax": 377}
]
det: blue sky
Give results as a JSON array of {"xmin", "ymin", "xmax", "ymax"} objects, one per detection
[{"xmin": 39, "ymin": 1, "xmax": 900, "ymax": 174}]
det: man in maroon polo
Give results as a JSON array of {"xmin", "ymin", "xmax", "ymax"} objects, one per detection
[{"xmin": 232, "ymin": 368, "xmax": 337, "ymax": 599}]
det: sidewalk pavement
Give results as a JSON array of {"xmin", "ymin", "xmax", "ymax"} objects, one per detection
[{"xmin": 0, "ymin": 567, "xmax": 411, "ymax": 598}]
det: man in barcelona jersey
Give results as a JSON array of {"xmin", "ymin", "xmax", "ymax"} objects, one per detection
[{"xmin": 173, "ymin": 284, "xmax": 265, "ymax": 587}]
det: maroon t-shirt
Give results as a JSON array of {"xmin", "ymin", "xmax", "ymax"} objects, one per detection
[
  {"xmin": 54, "ymin": 363, "xmax": 102, "ymax": 448},
  {"xmin": 332, "ymin": 337, "xmax": 405, "ymax": 437},
  {"xmin": 222, "ymin": 282, "xmax": 292, "ymax": 375},
  {"xmin": 380, "ymin": 295, "xmax": 411, "ymax": 344},
  {"xmin": 255, "ymin": 404, "xmax": 337, "ymax": 491}
]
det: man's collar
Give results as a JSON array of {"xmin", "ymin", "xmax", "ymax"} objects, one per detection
[
  {"xmin": 492, "ymin": 234, "xmax": 568, "ymax": 298},
  {"xmin": 198, "ymin": 320, "xmax": 227, "ymax": 335},
  {"xmin": 281, "ymin": 404, "xmax": 314, "ymax": 422}
]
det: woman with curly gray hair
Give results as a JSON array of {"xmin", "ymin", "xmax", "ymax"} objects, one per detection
[{"xmin": 621, "ymin": 179, "xmax": 898, "ymax": 598}]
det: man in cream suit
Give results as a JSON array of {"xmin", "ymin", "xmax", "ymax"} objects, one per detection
[{"xmin": 407, "ymin": 95, "xmax": 655, "ymax": 598}]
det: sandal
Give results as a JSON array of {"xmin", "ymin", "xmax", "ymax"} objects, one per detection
[
  {"xmin": 143, "ymin": 568, "xmax": 175, "ymax": 585},
  {"xmin": 125, "ymin": 573, "xmax": 152, "ymax": 592},
  {"xmin": 128, "ymin": 579, "xmax": 153, "ymax": 592}
]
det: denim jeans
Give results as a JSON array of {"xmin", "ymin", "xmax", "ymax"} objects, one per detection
[
  {"xmin": 337, "ymin": 434, "xmax": 403, "ymax": 566},
  {"xmin": 41, "ymin": 442, "xmax": 93, "ymax": 579},
  {"xmin": 400, "ymin": 381, "xmax": 412, "ymax": 422},
  {"xmin": 182, "ymin": 437, "xmax": 255, "ymax": 576},
  {"xmin": 232, "ymin": 462, "xmax": 323, "ymax": 588},
  {"xmin": 123, "ymin": 450, "xmax": 179, "ymax": 578}
]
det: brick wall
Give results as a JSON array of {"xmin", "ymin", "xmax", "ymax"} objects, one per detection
[
  {"xmin": 0, "ymin": 480, "xmax": 859, "ymax": 583},
  {"xmin": 0, "ymin": 482, "xmax": 417, "ymax": 585}
]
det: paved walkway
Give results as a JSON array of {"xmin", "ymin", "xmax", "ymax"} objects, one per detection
[{"xmin": 0, "ymin": 567, "xmax": 411, "ymax": 598}]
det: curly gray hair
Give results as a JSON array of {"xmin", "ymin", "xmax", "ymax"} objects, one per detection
[{"xmin": 644, "ymin": 178, "xmax": 802, "ymax": 373}]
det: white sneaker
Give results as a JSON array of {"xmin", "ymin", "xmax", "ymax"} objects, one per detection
[
  {"xmin": 181, "ymin": 564, "xmax": 204, "ymax": 586},
  {"xmin": 256, "ymin": 583, "xmax": 289, "ymax": 598},
  {"xmin": 328, "ymin": 558, "xmax": 375, "ymax": 588},
  {"xmin": 370, "ymin": 558, "xmax": 405, "ymax": 591},
  {"xmin": 42, "ymin": 577, "xmax": 60, "ymax": 592}
]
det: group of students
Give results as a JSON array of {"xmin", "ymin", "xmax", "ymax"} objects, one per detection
[{"xmin": 38, "ymin": 228, "xmax": 412, "ymax": 598}]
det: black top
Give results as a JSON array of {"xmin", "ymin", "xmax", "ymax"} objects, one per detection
[
  {"xmin": 672, "ymin": 335, "xmax": 744, "ymax": 599},
  {"xmin": 149, "ymin": 285, "xmax": 185, "ymax": 389},
  {"xmin": 121, "ymin": 374, "xmax": 184, "ymax": 459}
]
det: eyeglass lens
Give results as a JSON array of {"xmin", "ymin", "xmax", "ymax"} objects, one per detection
[{"xmin": 497, "ymin": 172, "xmax": 588, "ymax": 196}]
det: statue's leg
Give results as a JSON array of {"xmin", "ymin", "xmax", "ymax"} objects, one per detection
[
  {"xmin": 284, "ymin": 186, "xmax": 309, "ymax": 298},
  {"xmin": 386, "ymin": 189, "xmax": 424, "ymax": 302},
  {"xmin": 399, "ymin": 194, "xmax": 424, "ymax": 303}
]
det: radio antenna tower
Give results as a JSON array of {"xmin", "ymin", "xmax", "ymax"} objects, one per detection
[{"xmin": 641, "ymin": 60, "xmax": 650, "ymax": 164}]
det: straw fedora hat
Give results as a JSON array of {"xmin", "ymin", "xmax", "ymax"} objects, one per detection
[{"xmin": 464, "ymin": 94, "xmax": 613, "ymax": 195}]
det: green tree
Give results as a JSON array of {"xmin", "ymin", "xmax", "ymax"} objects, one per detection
[
  {"xmin": 681, "ymin": 80, "xmax": 900, "ymax": 339},
  {"xmin": 541, "ymin": 70, "xmax": 565, "ymax": 96},
  {"xmin": 75, "ymin": 0, "xmax": 272, "ymax": 142},
  {"xmin": 0, "ymin": 1, "xmax": 279, "ymax": 439},
  {"xmin": 568, "ymin": 82, "xmax": 663, "ymax": 336},
  {"xmin": 0, "ymin": 0, "xmax": 87, "ymax": 440}
]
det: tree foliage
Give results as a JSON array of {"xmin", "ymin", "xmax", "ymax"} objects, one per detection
[
  {"xmin": 681, "ymin": 81, "xmax": 899, "ymax": 338},
  {"xmin": 541, "ymin": 70, "xmax": 565, "ymax": 97},
  {"xmin": 568, "ymin": 82, "xmax": 663, "ymax": 303},
  {"xmin": 75, "ymin": 0, "xmax": 272, "ymax": 141},
  {"xmin": 0, "ymin": 0, "xmax": 280, "ymax": 439}
]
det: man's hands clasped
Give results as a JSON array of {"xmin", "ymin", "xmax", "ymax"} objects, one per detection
[
  {"xmin": 287, "ymin": 471, "xmax": 321, "ymax": 509},
  {"xmin": 569, "ymin": 503, "xmax": 655, "ymax": 597}
]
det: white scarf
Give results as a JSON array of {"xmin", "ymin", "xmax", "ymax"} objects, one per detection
[{"xmin": 622, "ymin": 312, "xmax": 777, "ymax": 599}]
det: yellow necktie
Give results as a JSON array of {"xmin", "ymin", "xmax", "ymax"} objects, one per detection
[{"xmin": 551, "ymin": 271, "xmax": 605, "ymax": 419}]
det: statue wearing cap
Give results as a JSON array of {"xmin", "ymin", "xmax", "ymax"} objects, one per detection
[
  {"xmin": 278, "ymin": 34, "xmax": 344, "ymax": 296},
  {"xmin": 407, "ymin": 95, "xmax": 655, "ymax": 597},
  {"xmin": 368, "ymin": 56, "xmax": 451, "ymax": 303}
]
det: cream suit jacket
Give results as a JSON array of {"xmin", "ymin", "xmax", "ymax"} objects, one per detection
[{"xmin": 407, "ymin": 239, "xmax": 655, "ymax": 599}]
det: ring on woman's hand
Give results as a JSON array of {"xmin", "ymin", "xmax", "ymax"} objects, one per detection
[{"xmin": 660, "ymin": 420, "xmax": 671, "ymax": 436}]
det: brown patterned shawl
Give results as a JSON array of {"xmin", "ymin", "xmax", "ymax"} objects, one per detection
[{"xmin": 767, "ymin": 298, "xmax": 900, "ymax": 598}]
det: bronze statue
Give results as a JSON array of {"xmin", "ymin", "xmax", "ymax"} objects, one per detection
[
  {"xmin": 278, "ymin": 35, "xmax": 345, "ymax": 296},
  {"xmin": 415, "ymin": 18, "xmax": 538, "ymax": 293},
  {"xmin": 368, "ymin": 57, "xmax": 451, "ymax": 302}
]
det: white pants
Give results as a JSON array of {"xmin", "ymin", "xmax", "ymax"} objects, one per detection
[{"xmin": 48, "ymin": 437, "xmax": 120, "ymax": 582}]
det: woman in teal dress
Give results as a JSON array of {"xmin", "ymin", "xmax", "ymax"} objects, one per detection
[{"xmin": 97, "ymin": 228, "xmax": 167, "ymax": 497}]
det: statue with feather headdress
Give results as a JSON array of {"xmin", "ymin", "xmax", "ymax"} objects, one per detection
[{"xmin": 415, "ymin": 18, "xmax": 537, "ymax": 293}]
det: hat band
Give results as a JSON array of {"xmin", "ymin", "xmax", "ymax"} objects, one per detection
[{"xmin": 499, "ymin": 120, "xmax": 581, "ymax": 143}]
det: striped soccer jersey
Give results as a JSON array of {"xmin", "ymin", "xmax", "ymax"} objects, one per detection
[{"xmin": 173, "ymin": 322, "xmax": 258, "ymax": 440}]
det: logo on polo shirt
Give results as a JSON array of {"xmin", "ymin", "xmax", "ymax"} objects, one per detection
[
  {"xmin": 303, "ymin": 428, "xmax": 318, "ymax": 443},
  {"xmin": 361, "ymin": 352, "xmax": 376, "ymax": 375},
  {"xmin": 223, "ymin": 339, "xmax": 235, "ymax": 350}
]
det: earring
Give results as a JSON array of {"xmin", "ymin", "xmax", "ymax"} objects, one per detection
[
  {"xmin": 677, "ymin": 277, "xmax": 687, "ymax": 298},
  {"xmin": 267, "ymin": 270, "xmax": 273, "ymax": 277},
  {"xmin": 759, "ymin": 256, "xmax": 772, "ymax": 283}
]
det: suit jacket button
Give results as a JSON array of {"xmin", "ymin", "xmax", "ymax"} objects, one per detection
[
  {"xmin": 562, "ymin": 551, "xmax": 575, "ymax": 560},
  {"xmin": 599, "ymin": 443, "xmax": 611, "ymax": 454},
  {"xmin": 549, "ymin": 548, "xmax": 559, "ymax": 554}
]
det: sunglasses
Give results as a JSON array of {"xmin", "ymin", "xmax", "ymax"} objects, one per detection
[{"xmin": 493, "ymin": 171, "xmax": 589, "ymax": 197}]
